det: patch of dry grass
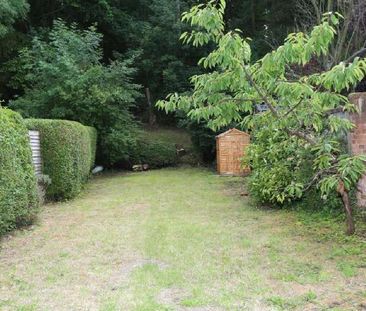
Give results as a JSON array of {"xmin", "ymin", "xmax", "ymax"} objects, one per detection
[{"xmin": 0, "ymin": 168, "xmax": 365, "ymax": 311}]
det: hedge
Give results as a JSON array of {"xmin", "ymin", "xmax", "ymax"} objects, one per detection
[
  {"xmin": 25, "ymin": 119, "xmax": 97, "ymax": 201},
  {"xmin": 0, "ymin": 109, "xmax": 39, "ymax": 235},
  {"xmin": 129, "ymin": 131, "xmax": 179, "ymax": 168},
  {"xmin": 86, "ymin": 126, "xmax": 97, "ymax": 170}
]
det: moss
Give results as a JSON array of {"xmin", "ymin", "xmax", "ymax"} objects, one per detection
[{"xmin": 0, "ymin": 109, "xmax": 39, "ymax": 235}]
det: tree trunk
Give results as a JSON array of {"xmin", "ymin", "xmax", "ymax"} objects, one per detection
[
  {"xmin": 145, "ymin": 87, "xmax": 156, "ymax": 127},
  {"xmin": 337, "ymin": 181, "xmax": 355, "ymax": 235}
]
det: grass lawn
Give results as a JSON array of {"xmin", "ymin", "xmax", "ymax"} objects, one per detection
[{"xmin": 0, "ymin": 167, "xmax": 365, "ymax": 311}]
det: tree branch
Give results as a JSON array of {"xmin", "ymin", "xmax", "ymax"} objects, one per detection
[
  {"xmin": 283, "ymin": 98, "xmax": 304, "ymax": 117},
  {"xmin": 323, "ymin": 107, "xmax": 345, "ymax": 116},
  {"xmin": 242, "ymin": 66, "xmax": 280, "ymax": 117},
  {"xmin": 242, "ymin": 65, "xmax": 317, "ymax": 145},
  {"xmin": 344, "ymin": 47, "xmax": 366, "ymax": 63}
]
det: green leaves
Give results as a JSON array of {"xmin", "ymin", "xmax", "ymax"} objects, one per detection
[
  {"xmin": 181, "ymin": 0, "xmax": 225, "ymax": 45},
  {"xmin": 157, "ymin": 0, "xmax": 366, "ymax": 208},
  {"xmin": 0, "ymin": 0, "xmax": 29, "ymax": 38},
  {"xmin": 318, "ymin": 58, "xmax": 366, "ymax": 92},
  {"xmin": 10, "ymin": 19, "xmax": 141, "ymax": 166}
]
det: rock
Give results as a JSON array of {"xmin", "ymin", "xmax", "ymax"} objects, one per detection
[
  {"xmin": 175, "ymin": 144, "xmax": 186, "ymax": 156},
  {"xmin": 92, "ymin": 166, "xmax": 104, "ymax": 174},
  {"xmin": 133, "ymin": 164, "xmax": 149, "ymax": 172},
  {"xmin": 132, "ymin": 165, "xmax": 143, "ymax": 172}
]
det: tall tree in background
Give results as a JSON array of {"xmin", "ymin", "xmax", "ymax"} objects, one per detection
[
  {"xmin": 0, "ymin": 0, "xmax": 29, "ymax": 38},
  {"xmin": 9, "ymin": 20, "xmax": 141, "ymax": 166},
  {"xmin": 1, "ymin": 0, "xmax": 297, "ymax": 112},
  {"xmin": 225, "ymin": 0, "xmax": 296, "ymax": 58},
  {"xmin": 0, "ymin": 0, "xmax": 29, "ymax": 98},
  {"xmin": 296, "ymin": 0, "xmax": 366, "ymax": 70},
  {"xmin": 0, "ymin": 0, "xmax": 204, "ymax": 123}
]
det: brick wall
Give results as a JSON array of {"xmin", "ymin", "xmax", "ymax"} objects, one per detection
[{"xmin": 349, "ymin": 92, "xmax": 366, "ymax": 208}]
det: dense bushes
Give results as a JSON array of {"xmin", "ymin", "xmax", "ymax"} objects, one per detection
[
  {"xmin": 131, "ymin": 140, "xmax": 178, "ymax": 168},
  {"xmin": 10, "ymin": 21, "xmax": 140, "ymax": 167},
  {"xmin": 25, "ymin": 119, "xmax": 97, "ymax": 201},
  {"xmin": 129, "ymin": 130, "xmax": 178, "ymax": 168},
  {"xmin": 0, "ymin": 109, "xmax": 39, "ymax": 235},
  {"xmin": 245, "ymin": 126, "xmax": 345, "ymax": 211},
  {"xmin": 127, "ymin": 128, "xmax": 197, "ymax": 168}
]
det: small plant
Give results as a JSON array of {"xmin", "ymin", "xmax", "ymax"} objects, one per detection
[{"xmin": 36, "ymin": 174, "xmax": 51, "ymax": 205}]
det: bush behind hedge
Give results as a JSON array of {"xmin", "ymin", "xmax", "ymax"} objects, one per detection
[
  {"xmin": 26, "ymin": 119, "xmax": 97, "ymax": 200},
  {"xmin": 128, "ymin": 127, "xmax": 203, "ymax": 168},
  {"xmin": 131, "ymin": 138, "xmax": 178, "ymax": 168},
  {"xmin": 0, "ymin": 109, "xmax": 39, "ymax": 235}
]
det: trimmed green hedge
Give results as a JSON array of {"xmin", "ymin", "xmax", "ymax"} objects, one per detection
[
  {"xmin": 0, "ymin": 109, "xmax": 39, "ymax": 235},
  {"xmin": 131, "ymin": 139, "xmax": 178, "ymax": 168},
  {"xmin": 25, "ymin": 119, "xmax": 97, "ymax": 201},
  {"xmin": 128, "ymin": 130, "xmax": 180, "ymax": 168},
  {"xmin": 86, "ymin": 126, "xmax": 97, "ymax": 170}
]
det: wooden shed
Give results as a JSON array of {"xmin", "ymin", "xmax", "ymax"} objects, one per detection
[{"xmin": 216, "ymin": 128, "xmax": 250, "ymax": 176}]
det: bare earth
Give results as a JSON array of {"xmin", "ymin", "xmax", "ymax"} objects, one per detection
[{"xmin": 0, "ymin": 168, "xmax": 365, "ymax": 311}]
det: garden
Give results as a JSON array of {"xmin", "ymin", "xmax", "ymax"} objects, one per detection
[{"xmin": 0, "ymin": 0, "xmax": 366, "ymax": 310}]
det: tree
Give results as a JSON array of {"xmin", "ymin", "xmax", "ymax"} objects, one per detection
[
  {"xmin": 225, "ymin": 0, "xmax": 297, "ymax": 58},
  {"xmin": 296, "ymin": 0, "xmax": 366, "ymax": 70},
  {"xmin": 9, "ymin": 20, "xmax": 141, "ymax": 166},
  {"xmin": 0, "ymin": 0, "xmax": 29, "ymax": 38},
  {"xmin": 157, "ymin": 0, "xmax": 366, "ymax": 234}
]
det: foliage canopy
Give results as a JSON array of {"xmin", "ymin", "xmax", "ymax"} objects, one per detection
[
  {"xmin": 10, "ymin": 20, "xmax": 141, "ymax": 166},
  {"xmin": 157, "ymin": 0, "xmax": 366, "ymax": 234},
  {"xmin": 0, "ymin": 0, "xmax": 29, "ymax": 38}
]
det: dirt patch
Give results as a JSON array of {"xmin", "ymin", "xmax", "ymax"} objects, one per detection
[
  {"xmin": 184, "ymin": 308, "xmax": 225, "ymax": 311},
  {"xmin": 108, "ymin": 258, "xmax": 169, "ymax": 290},
  {"xmin": 234, "ymin": 300, "xmax": 273, "ymax": 311},
  {"xmin": 157, "ymin": 287, "xmax": 225, "ymax": 311},
  {"xmin": 120, "ymin": 203, "xmax": 151, "ymax": 214},
  {"xmin": 157, "ymin": 287, "xmax": 189, "ymax": 306}
]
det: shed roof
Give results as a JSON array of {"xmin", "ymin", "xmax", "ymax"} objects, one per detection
[{"xmin": 216, "ymin": 128, "xmax": 249, "ymax": 139}]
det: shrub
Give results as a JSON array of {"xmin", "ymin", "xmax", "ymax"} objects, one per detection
[
  {"xmin": 127, "ymin": 128, "xmax": 197, "ymax": 168},
  {"xmin": 86, "ymin": 126, "xmax": 97, "ymax": 169},
  {"xmin": 130, "ymin": 135, "xmax": 178, "ymax": 168},
  {"xmin": 9, "ymin": 20, "xmax": 141, "ymax": 167},
  {"xmin": 25, "ymin": 119, "xmax": 97, "ymax": 201},
  {"xmin": 0, "ymin": 108, "xmax": 39, "ymax": 235},
  {"xmin": 98, "ymin": 124, "xmax": 139, "ymax": 166},
  {"xmin": 178, "ymin": 117, "xmax": 232, "ymax": 164}
]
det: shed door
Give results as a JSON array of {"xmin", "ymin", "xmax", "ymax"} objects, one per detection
[{"xmin": 220, "ymin": 139, "xmax": 234, "ymax": 174}]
